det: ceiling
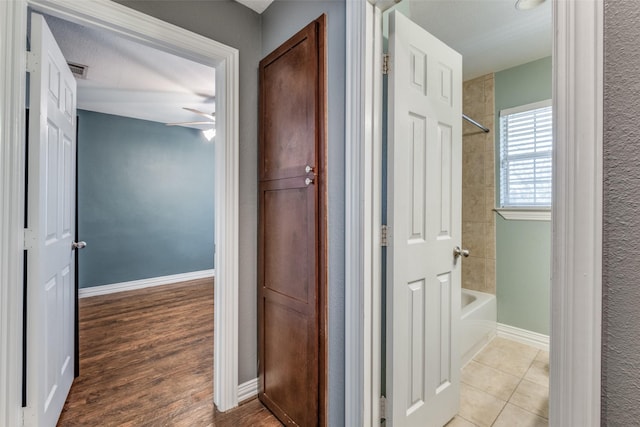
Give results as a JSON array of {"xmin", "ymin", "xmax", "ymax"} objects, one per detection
[
  {"xmin": 44, "ymin": 14, "xmax": 216, "ymax": 128},
  {"xmin": 42, "ymin": 0, "xmax": 550, "ymax": 126},
  {"xmin": 407, "ymin": 0, "xmax": 552, "ymax": 80},
  {"xmin": 234, "ymin": 0, "xmax": 274, "ymax": 14}
]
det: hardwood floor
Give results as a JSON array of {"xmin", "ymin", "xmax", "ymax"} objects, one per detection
[{"xmin": 58, "ymin": 278, "xmax": 282, "ymax": 426}]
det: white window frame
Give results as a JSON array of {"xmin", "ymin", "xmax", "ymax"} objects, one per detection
[{"xmin": 497, "ymin": 99, "xmax": 552, "ymax": 221}]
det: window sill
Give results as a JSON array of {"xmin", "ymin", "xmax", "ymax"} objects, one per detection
[{"xmin": 494, "ymin": 208, "xmax": 551, "ymax": 221}]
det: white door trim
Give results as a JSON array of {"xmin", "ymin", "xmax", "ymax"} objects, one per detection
[
  {"xmin": 550, "ymin": 0, "xmax": 603, "ymax": 425},
  {"xmin": 345, "ymin": 1, "xmax": 384, "ymax": 425},
  {"xmin": 344, "ymin": 0, "xmax": 604, "ymax": 425},
  {"xmin": 0, "ymin": 2, "xmax": 29, "ymax": 425},
  {"xmin": 0, "ymin": 1, "xmax": 240, "ymax": 424}
]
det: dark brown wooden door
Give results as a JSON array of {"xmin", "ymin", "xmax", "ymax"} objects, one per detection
[{"xmin": 258, "ymin": 16, "xmax": 327, "ymax": 427}]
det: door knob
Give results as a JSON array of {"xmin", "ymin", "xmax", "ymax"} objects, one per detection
[
  {"xmin": 453, "ymin": 246, "xmax": 469, "ymax": 259},
  {"xmin": 305, "ymin": 177, "xmax": 314, "ymax": 186},
  {"xmin": 72, "ymin": 241, "xmax": 87, "ymax": 250},
  {"xmin": 305, "ymin": 165, "xmax": 315, "ymax": 174}
]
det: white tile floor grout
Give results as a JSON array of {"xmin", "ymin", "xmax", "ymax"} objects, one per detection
[{"xmin": 447, "ymin": 336, "xmax": 549, "ymax": 427}]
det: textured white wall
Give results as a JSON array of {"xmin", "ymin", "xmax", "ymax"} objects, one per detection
[{"xmin": 603, "ymin": 0, "xmax": 640, "ymax": 423}]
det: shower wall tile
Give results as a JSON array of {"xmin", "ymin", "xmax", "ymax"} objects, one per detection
[
  {"xmin": 462, "ymin": 73, "xmax": 496, "ymax": 295},
  {"xmin": 485, "ymin": 188, "xmax": 495, "ymax": 222},
  {"xmin": 463, "ymin": 150, "xmax": 485, "ymax": 187},
  {"xmin": 464, "ymin": 77, "xmax": 485, "ymax": 118},
  {"xmin": 484, "ymin": 77, "xmax": 495, "ymax": 114},
  {"xmin": 483, "ymin": 122, "xmax": 495, "ymax": 153},
  {"xmin": 463, "ymin": 119, "xmax": 481, "ymax": 137},
  {"xmin": 462, "ymin": 187, "xmax": 485, "ymax": 222},
  {"xmin": 462, "ymin": 255, "xmax": 486, "ymax": 291},
  {"xmin": 463, "ymin": 221, "xmax": 487, "ymax": 259},
  {"xmin": 463, "ymin": 132, "xmax": 486, "ymax": 153},
  {"xmin": 485, "ymin": 158, "xmax": 496, "ymax": 187}
]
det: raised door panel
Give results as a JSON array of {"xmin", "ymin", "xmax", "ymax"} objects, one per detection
[
  {"xmin": 263, "ymin": 185, "xmax": 312, "ymax": 303},
  {"xmin": 259, "ymin": 24, "xmax": 318, "ymax": 182},
  {"xmin": 263, "ymin": 298, "xmax": 316, "ymax": 426}
]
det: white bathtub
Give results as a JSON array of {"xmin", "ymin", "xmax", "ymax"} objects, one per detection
[{"xmin": 460, "ymin": 288, "xmax": 497, "ymax": 366}]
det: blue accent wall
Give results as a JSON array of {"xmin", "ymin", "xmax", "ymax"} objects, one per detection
[{"xmin": 77, "ymin": 110, "xmax": 215, "ymax": 288}]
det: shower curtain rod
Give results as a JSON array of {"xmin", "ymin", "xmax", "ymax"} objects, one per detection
[{"xmin": 463, "ymin": 114, "xmax": 490, "ymax": 133}]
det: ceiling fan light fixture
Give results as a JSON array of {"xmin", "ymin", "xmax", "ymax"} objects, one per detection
[
  {"xmin": 202, "ymin": 128, "xmax": 216, "ymax": 141},
  {"xmin": 515, "ymin": 0, "xmax": 546, "ymax": 10}
]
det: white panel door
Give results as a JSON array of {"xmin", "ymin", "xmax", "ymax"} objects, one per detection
[
  {"xmin": 24, "ymin": 13, "xmax": 77, "ymax": 427},
  {"xmin": 387, "ymin": 11, "xmax": 462, "ymax": 427}
]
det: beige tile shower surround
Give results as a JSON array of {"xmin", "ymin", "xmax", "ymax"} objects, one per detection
[
  {"xmin": 462, "ymin": 74, "xmax": 496, "ymax": 295},
  {"xmin": 447, "ymin": 337, "xmax": 549, "ymax": 427}
]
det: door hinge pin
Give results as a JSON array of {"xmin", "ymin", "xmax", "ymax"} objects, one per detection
[
  {"xmin": 381, "ymin": 224, "xmax": 388, "ymax": 247},
  {"xmin": 383, "ymin": 54, "xmax": 390, "ymax": 75},
  {"xmin": 380, "ymin": 395, "xmax": 387, "ymax": 420}
]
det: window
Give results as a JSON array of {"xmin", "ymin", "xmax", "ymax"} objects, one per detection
[{"xmin": 499, "ymin": 100, "xmax": 552, "ymax": 209}]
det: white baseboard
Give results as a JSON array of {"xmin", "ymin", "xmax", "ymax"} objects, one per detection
[
  {"xmin": 497, "ymin": 323, "xmax": 550, "ymax": 352},
  {"xmin": 79, "ymin": 269, "xmax": 215, "ymax": 298},
  {"xmin": 238, "ymin": 378, "xmax": 258, "ymax": 403}
]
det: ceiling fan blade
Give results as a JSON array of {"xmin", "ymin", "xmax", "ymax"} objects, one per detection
[
  {"xmin": 166, "ymin": 121, "xmax": 215, "ymax": 126},
  {"xmin": 183, "ymin": 107, "xmax": 216, "ymax": 120},
  {"xmin": 196, "ymin": 93, "xmax": 216, "ymax": 103}
]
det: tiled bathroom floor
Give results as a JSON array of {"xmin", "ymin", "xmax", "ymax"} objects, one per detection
[{"xmin": 447, "ymin": 337, "xmax": 549, "ymax": 427}]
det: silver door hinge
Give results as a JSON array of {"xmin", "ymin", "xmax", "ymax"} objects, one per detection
[
  {"xmin": 382, "ymin": 54, "xmax": 390, "ymax": 75},
  {"xmin": 26, "ymin": 51, "xmax": 38, "ymax": 73},
  {"xmin": 23, "ymin": 229, "xmax": 36, "ymax": 250},
  {"xmin": 381, "ymin": 225, "xmax": 388, "ymax": 247},
  {"xmin": 380, "ymin": 395, "xmax": 387, "ymax": 420}
]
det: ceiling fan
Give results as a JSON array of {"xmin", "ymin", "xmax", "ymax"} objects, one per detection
[{"xmin": 166, "ymin": 107, "xmax": 216, "ymax": 140}]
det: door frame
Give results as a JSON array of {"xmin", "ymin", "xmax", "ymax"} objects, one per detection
[
  {"xmin": 345, "ymin": 0, "xmax": 603, "ymax": 425},
  {"xmin": 0, "ymin": 0, "xmax": 240, "ymax": 424}
]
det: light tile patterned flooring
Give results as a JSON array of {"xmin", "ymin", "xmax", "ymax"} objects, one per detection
[{"xmin": 447, "ymin": 337, "xmax": 549, "ymax": 427}]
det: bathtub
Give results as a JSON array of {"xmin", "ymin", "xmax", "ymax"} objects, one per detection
[{"xmin": 460, "ymin": 288, "xmax": 497, "ymax": 366}]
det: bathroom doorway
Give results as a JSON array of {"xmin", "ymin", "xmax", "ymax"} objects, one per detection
[{"xmin": 380, "ymin": 1, "xmax": 554, "ymax": 425}]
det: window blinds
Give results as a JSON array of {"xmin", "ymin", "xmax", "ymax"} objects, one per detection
[{"xmin": 499, "ymin": 101, "xmax": 552, "ymax": 208}]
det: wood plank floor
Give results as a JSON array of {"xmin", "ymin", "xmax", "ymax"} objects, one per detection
[{"xmin": 58, "ymin": 278, "xmax": 282, "ymax": 426}]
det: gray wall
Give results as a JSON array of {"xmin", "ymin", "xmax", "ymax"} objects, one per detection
[
  {"xmin": 261, "ymin": 2, "xmax": 345, "ymax": 424},
  {"xmin": 77, "ymin": 110, "xmax": 214, "ymax": 288},
  {"xmin": 116, "ymin": 0, "xmax": 262, "ymax": 384},
  {"xmin": 494, "ymin": 57, "xmax": 552, "ymax": 335},
  {"xmin": 602, "ymin": 0, "xmax": 640, "ymax": 423}
]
